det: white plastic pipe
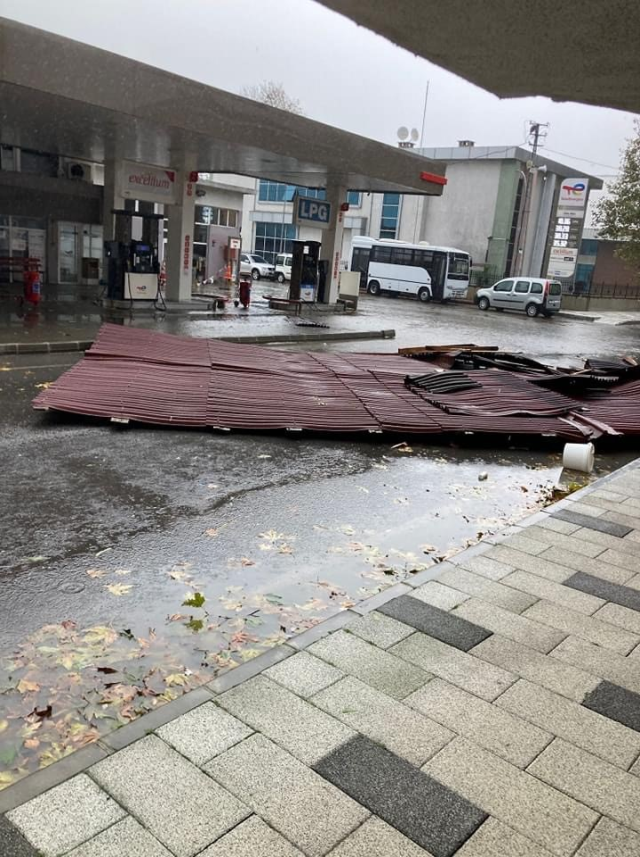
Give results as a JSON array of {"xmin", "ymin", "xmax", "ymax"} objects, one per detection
[{"xmin": 562, "ymin": 442, "xmax": 595, "ymax": 473}]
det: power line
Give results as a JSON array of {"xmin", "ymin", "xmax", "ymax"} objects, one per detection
[{"xmin": 542, "ymin": 147, "xmax": 619, "ymax": 171}]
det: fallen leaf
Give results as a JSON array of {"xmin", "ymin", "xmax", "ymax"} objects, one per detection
[
  {"xmin": 105, "ymin": 583, "xmax": 132, "ymax": 596},
  {"xmin": 420, "ymin": 543, "xmax": 437, "ymax": 553},
  {"xmin": 259, "ymin": 529, "xmax": 286, "ymax": 542},
  {"xmin": 339, "ymin": 525, "xmax": 355, "ymax": 536},
  {"xmin": 182, "ymin": 592, "xmax": 205, "ymax": 608},
  {"xmin": 265, "ymin": 593, "xmax": 284, "ymax": 604},
  {"xmin": 114, "ymin": 569, "xmax": 132, "ymax": 576},
  {"xmin": 86, "ymin": 568, "xmax": 107, "ymax": 579},
  {"xmin": 257, "ymin": 454, "xmax": 272, "ymax": 459},
  {"xmin": 0, "ymin": 719, "xmax": 8, "ymax": 734},
  {"xmin": 167, "ymin": 613, "xmax": 186, "ymax": 622},
  {"xmin": 241, "ymin": 557, "xmax": 256, "ymax": 567},
  {"xmin": 356, "ymin": 486, "xmax": 369, "ymax": 493},
  {"xmin": 17, "ymin": 679, "xmax": 40, "ymax": 694},
  {"xmin": 278, "ymin": 544, "xmax": 293, "ymax": 555},
  {"xmin": 95, "ymin": 548, "xmax": 112, "ymax": 558},
  {"xmin": 165, "ymin": 673, "xmax": 189, "ymax": 687},
  {"xmin": 186, "ymin": 618, "xmax": 204, "ymax": 632},
  {"xmin": 24, "ymin": 738, "xmax": 40, "ymax": 750},
  {"xmin": 205, "ymin": 528, "xmax": 220, "ymax": 538}
]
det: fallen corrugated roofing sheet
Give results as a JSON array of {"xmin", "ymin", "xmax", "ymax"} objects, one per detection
[{"xmin": 32, "ymin": 324, "xmax": 640, "ymax": 444}]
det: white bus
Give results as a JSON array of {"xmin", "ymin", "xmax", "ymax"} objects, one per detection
[{"xmin": 350, "ymin": 236, "xmax": 471, "ymax": 302}]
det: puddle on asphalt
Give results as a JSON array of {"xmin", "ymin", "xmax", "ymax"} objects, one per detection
[{"xmin": 0, "ymin": 445, "xmax": 615, "ymax": 788}]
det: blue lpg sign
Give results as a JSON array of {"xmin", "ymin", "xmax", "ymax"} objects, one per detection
[{"xmin": 293, "ymin": 194, "xmax": 332, "ymax": 230}]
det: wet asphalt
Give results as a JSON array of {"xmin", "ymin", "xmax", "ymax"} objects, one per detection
[{"xmin": 1, "ymin": 299, "xmax": 638, "ymax": 652}]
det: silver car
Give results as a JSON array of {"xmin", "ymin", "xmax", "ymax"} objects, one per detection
[
  {"xmin": 240, "ymin": 253, "xmax": 276, "ymax": 281},
  {"xmin": 476, "ymin": 277, "xmax": 562, "ymax": 317}
]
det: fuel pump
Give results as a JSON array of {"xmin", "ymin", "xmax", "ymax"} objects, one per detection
[
  {"xmin": 289, "ymin": 240, "xmax": 321, "ymax": 302},
  {"xmin": 104, "ymin": 210, "xmax": 163, "ymax": 303}
]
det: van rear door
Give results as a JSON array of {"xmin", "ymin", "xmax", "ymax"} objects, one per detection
[{"xmin": 545, "ymin": 281, "xmax": 563, "ymax": 310}]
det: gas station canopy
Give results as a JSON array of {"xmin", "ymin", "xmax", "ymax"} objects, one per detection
[
  {"xmin": 0, "ymin": 17, "xmax": 446, "ymax": 195},
  {"xmin": 318, "ymin": 0, "xmax": 640, "ymax": 115}
]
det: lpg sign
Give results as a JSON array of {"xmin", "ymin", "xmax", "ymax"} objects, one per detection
[{"xmin": 293, "ymin": 195, "xmax": 332, "ymax": 230}]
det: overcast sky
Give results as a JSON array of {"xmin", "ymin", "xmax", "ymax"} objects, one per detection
[{"xmin": 2, "ymin": 0, "xmax": 638, "ymax": 189}]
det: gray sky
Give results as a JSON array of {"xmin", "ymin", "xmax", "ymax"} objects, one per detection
[{"xmin": 2, "ymin": 0, "xmax": 637, "ymax": 185}]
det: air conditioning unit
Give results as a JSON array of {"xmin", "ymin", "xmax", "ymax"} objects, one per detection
[{"xmin": 66, "ymin": 161, "xmax": 91, "ymax": 182}]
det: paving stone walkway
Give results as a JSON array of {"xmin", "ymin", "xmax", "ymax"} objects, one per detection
[{"xmin": 3, "ymin": 460, "xmax": 640, "ymax": 856}]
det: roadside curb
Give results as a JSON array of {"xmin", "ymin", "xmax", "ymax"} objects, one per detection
[
  {"xmin": 1, "ymin": 455, "xmax": 638, "ymax": 814},
  {"xmin": 0, "ymin": 329, "xmax": 395, "ymax": 355}
]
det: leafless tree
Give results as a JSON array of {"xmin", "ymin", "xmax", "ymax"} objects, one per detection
[{"xmin": 241, "ymin": 80, "xmax": 304, "ymax": 116}]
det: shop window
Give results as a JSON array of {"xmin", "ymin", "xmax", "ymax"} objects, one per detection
[{"xmin": 254, "ymin": 222, "xmax": 297, "ymax": 264}]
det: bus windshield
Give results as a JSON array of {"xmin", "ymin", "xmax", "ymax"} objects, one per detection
[{"xmin": 448, "ymin": 253, "xmax": 470, "ymax": 279}]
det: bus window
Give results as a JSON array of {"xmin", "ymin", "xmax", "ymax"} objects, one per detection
[
  {"xmin": 391, "ymin": 247, "xmax": 413, "ymax": 265},
  {"xmin": 448, "ymin": 253, "xmax": 470, "ymax": 279},
  {"xmin": 414, "ymin": 249, "xmax": 433, "ymax": 270},
  {"xmin": 372, "ymin": 246, "xmax": 392, "ymax": 263}
]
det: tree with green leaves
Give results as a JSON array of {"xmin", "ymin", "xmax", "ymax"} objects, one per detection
[{"xmin": 596, "ymin": 120, "xmax": 640, "ymax": 272}]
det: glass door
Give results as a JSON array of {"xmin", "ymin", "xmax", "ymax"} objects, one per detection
[{"xmin": 59, "ymin": 223, "xmax": 80, "ymax": 283}]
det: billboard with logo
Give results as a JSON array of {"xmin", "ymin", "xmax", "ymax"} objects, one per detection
[
  {"xmin": 546, "ymin": 176, "xmax": 589, "ymax": 279},
  {"xmin": 121, "ymin": 162, "xmax": 178, "ymax": 204}
]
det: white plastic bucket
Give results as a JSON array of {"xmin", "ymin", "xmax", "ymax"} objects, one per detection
[{"xmin": 562, "ymin": 442, "xmax": 595, "ymax": 473}]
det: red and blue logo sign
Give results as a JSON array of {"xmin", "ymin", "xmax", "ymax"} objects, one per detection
[{"xmin": 562, "ymin": 181, "xmax": 586, "ymax": 196}]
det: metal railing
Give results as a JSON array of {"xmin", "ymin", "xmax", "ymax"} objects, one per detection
[{"xmin": 563, "ymin": 282, "xmax": 640, "ymax": 299}]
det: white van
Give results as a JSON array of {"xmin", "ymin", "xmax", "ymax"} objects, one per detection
[
  {"xmin": 275, "ymin": 253, "xmax": 293, "ymax": 283},
  {"xmin": 476, "ymin": 277, "xmax": 563, "ymax": 317}
]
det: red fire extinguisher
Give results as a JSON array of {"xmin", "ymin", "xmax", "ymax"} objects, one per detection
[{"xmin": 24, "ymin": 269, "xmax": 41, "ymax": 306}]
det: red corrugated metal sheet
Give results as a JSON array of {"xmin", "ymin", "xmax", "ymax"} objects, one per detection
[{"xmin": 32, "ymin": 324, "xmax": 640, "ymax": 443}]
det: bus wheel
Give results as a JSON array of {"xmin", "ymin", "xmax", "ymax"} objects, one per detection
[
  {"xmin": 418, "ymin": 288, "xmax": 431, "ymax": 303},
  {"xmin": 368, "ymin": 281, "xmax": 381, "ymax": 296}
]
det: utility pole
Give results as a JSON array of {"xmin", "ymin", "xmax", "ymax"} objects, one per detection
[{"xmin": 515, "ymin": 120, "xmax": 548, "ymax": 275}]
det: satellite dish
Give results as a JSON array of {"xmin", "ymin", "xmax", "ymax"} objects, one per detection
[
  {"xmin": 397, "ymin": 126, "xmax": 409, "ymax": 141},
  {"xmin": 410, "ymin": 128, "xmax": 420, "ymax": 142}
]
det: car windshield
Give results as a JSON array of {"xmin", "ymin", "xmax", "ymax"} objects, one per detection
[{"xmin": 252, "ymin": 255, "xmax": 268, "ymax": 264}]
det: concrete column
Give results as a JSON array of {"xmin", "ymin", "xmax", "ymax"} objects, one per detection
[
  {"xmin": 165, "ymin": 156, "xmax": 197, "ymax": 302},
  {"xmin": 529, "ymin": 173, "xmax": 557, "ymax": 276},
  {"xmin": 321, "ymin": 183, "xmax": 347, "ymax": 304},
  {"xmin": 102, "ymin": 159, "xmax": 125, "ymax": 244}
]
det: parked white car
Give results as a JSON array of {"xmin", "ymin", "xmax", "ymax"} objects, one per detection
[
  {"xmin": 240, "ymin": 253, "xmax": 275, "ymax": 281},
  {"xmin": 476, "ymin": 277, "xmax": 563, "ymax": 317},
  {"xmin": 275, "ymin": 253, "xmax": 293, "ymax": 283}
]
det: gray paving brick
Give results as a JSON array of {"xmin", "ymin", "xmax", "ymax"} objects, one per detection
[
  {"xmin": 91, "ymin": 735, "xmax": 249, "ymax": 857},
  {"xmin": 522, "ymin": 599, "xmax": 640, "ymax": 655},
  {"xmin": 598, "ymin": 547, "xmax": 640, "ymax": 572},
  {"xmin": 0, "ymin": 816, "xmax": 40, "ymax": 857},
  {"xmin": 156, "ymin": 701, "xmax": 252, "ymax": 765},
  {"xmin": 552, "ymin": 634, "xmax": 640, "ymax": 693},
  {"xmin": 407, "ymin": 677, "xmax": 551, "ymax": 768},
  {"xmin": 623, "ymin": 572, "xmax": 640, "ymax": 590},
  {"xmin": 592, "ymin": 496, "xmax": 640, "ymax": 518},
  {"xmin": 577, "ymin": 817, "xmax": 640, "ymax": 857},
  {"xmin": 66, "ymin": 817, "xmax": 172, "ymax": 857},
  {"xmin": 265, "ymin": 650, "xmax": 344, "ymax": 697},
  {"xmin": 391, "ymin": 632, "xmax": 515, "ymax": 701},
  {"xmin": 326, "ymin": 816, "xmax": 433, "ymax": 856},
  {"xmin": 529, "ymin": 738, "xmax": 640, "ymax": 833},
  {"xmin": 309, "ymin": 630, "xmax": 430, "ymax": 699},
  {"xmin": 501, "ymin": 532, "xmax": 550, "ymax": 555},
  {"xmin": 436, "ymin": 566, "xmax": 538, "ymax": 613},
  {"xmin": 471, "ymin": 635, "xmax": 599, "ymax": 702},
  {"xmin": 315, "ymin": 735, "xmax": 486, "ymax": 857},
  {"xmin": 217, "ymin": 674, "xmax": 354, "ymax": 765},
  {"xmin": 457, "ymin": 554, "xmax": 515, "ymax": 581},
  {"xmin": 552, "ymin": 508, "xmax": 632, "ymax": 537},
  {"xmin": 347, "ymin": 610, "xmax": 415, "ymax": 648},
  {"xmin": 378, "ymin": 595, "xmax": 491, "ymax": 651},
  {"xmin": 522, "ymin": 526, "xmax": 606, "ymax": 557},
  {"xmin": 566, "ymin": 501, "xmax": 606, "ymax": 517},
  {"xmin": 602, "ymin": 508, "xmax": 640, "ymax": 529},
  {"xmin": 423, "ymin": 737, "xmax": 597, "ymax": 857},
  {"xmin": 199, "ymin": 816, "xmax": 304, "ymax": 856},
  {"xmin": 453, "ymin": 598, "xmax": 566, "ymax": 654},
  {"xmin": 351, "ymin": 582, "xmax": 412, "ymax": 615},
  {"xmin": 594, "ymin": 601, "xmax": 640, "ymax": 635},
  {"xmin": 7, "ymin": 774, "xmax": 126, "ymax": 857},
  {"xmin": 497, "ymin": 678, "xmax": 640, "ymax": 769},
  {"xmin": 207, "ymin": 734, "xmax": 368, "ymax": 857},
  {"xmin": 313, "ymin": 676, "xmax": 453, "ymax": 765},
  {"xmin": 455, "ymin": 817, "xmax": 555, "ymax": 857},
  {"xmin": 536, "ymin": 516, "xmax": 580, "ymax": 535},
  {"xmin": 582, "ymin": 680, "xmax": 640, "ymax": 735},
  {"xmin": 535, "ymin": 546, "xmax": 633, "ymax": 584},
  {"xmin": 574, "ymin": 527, "xmax": 639, "ymax": 554},
  {"xmin": 481, "ymin": 546, "xmax": 572, "ymax": 583},
  {"xmin": 410, "ymin": 580, "xmax": 470, "ymax": 610},
  {"xmin": 501, "ymin": 570, "xmax": 604, "ymax": 615},
  {"xmin": 590, "ymin": 488, "xmax": 631, "ymax": 503}
]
